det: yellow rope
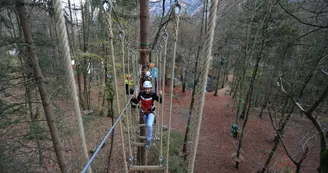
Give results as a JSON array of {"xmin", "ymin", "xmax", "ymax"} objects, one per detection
[
  {"xmin": 103, "ymin": 4, "xmax": 128, "ymax": 172},
  {"xmin": 188, "ymin": 0, "xmax": 219, "ymax": 172},
  {"xmin": 53, "ymin": 0, "xmax": 90, "ymax": 172},
  {"xmin": 165, "ymin": 5, "xmax": 180, "ymax": 172}
]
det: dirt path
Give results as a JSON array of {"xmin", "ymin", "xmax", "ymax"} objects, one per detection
[{"xmin": 168, "ymin": 85, "xmax": 320, "ymax": 173}]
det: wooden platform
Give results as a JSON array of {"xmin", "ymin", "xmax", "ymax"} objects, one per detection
[{"xmin": 129, "ymin": 165, "xmax": 164, "ymax": 171}]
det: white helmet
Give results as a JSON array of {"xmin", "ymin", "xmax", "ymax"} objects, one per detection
[
  {"xmin": 145, "ymin": 71, "xmax": 151, "ymax": 77},
  {"xmin": 143, "ymin": 81, "xmax": 152, "ymax": 88}
]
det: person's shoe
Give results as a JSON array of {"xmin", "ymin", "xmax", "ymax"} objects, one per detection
[{"xmin": 145, "ymin": 140, "xmax": 151, "ymax": 150}]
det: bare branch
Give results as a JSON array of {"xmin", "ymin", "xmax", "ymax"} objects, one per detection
[
  {"xmin": 278, "ymin": 133, "xmax": 298, "ymax": 165},
  {"xmin": 0, "ymin": 102, "xmax": 41, "ymax": 115},
  {"xmin": 307, "ymin": 84, "xmax": 328, "ymax": 114},
  {"xmin": 276, "ymin": 0, "xmax": 328, "ymax": 28},
  {"xmin": 267, "ymin": 107, "xmax": 277, "ymax": 131},
  {"xmin": 267, "ymin": 107, "xmax": 299, "ymax": 165},
  {"xmin": 277, "ymin": 77, "xmax": 305, "ymax": 112},
  {"xmin": 321, "ymin": 69, "xmax": 328, "ymax": 76},
  {"xmin": 302, "ymin": 132, "xmax": 319, "ymax": 151}
]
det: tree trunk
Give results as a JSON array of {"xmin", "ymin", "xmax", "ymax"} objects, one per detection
[
  {"xmin": 231, "ymin": 75, "xmax": 241, "ymax": 99},
  {"xmin": 213, "ymin": 63, "xmax": 222, "ymax": 96},
  {"xmin": 258, "ymin": 92, "xmax": 269, "ymax": 118},
  {"xmin": 100, "ymin": 66, "xmax": 107, "ymax": 116},
  {"xmin": 221, "ymin": 60, "xmax": 228, "ymax": 89},
  {"xmin": 182, "ymin": 69, "xmax": 187, "ymax": 93},
  {"xmin": 182, "ymin": 1, "xmax": 206, "ymax": 159},
  {"xmin": 77, "ymin": 64, "xmax": 86, "ymax": 109},
  {"xmin": 240, "ymin": 39, "xmax": 265, "ymax": 119},
  {"xmin": 229, "ymin": 73, "xmax": 237, "ymax": 96},
  {"xmin": 16, "ymin": 0, "xmax": 68, "ymax": 172},
  {"xmin": 183, "ymin": 115, "xmax": 191, "ymax": 160},
  {"xmin": 261, "ymin": 137, "xmax": 280, "ymax": 173},
  {"xmin": 67, "ymin": 0, "xmax": 75, "ymax": 50},
  {"xmin": 83, "ymin": 60, "xmax": 88, "ymax": 109},
  {"xmin": 34, "ymin": 88, "xmax": 40, "ymax": 119},
  {"xmin": 235, "ymin": 102, "xmax": 251, "ymax": 169},
  {"xmin": 87, "ymin": 63, "xmax": 92, "ymax": 109},
  {"xmin": 235, "ymin": 98, "xmax": 242, "ymax": 124},
  {"xmin": 264, "ymin": 54, "xmax": 326, "ymax": 170},
  {"xmin": 106, "ymin": 99, "xmax": 114, "ymax": 173}
]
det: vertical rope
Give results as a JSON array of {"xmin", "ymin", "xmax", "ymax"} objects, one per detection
[
  {"xmin": 165, "ymin": 10, "xmax": 180, "ymax": 173},
  {"xmin": 104, "ymin": 5, "xmax": 128, "ymax": 172},
  {"xmin": 126, "ymin": 45, "xmax": 133, "ymax": 166},
  {"xmin": 156, "ymin": 50, "xmax": 161, "ymax": 140},
  {"xmin": 131, "ymin": 51, "xmax": 136, "ymax": 143},
  {"xmin": 160, "ymin": 33, "xmax": 167, "ymax": 167},
  {"xmin": 121, "ymin": 30, "xmax": 127, "ymax": 106},
  {"xmin": 152, "ymin": 52, "xmax": 157, "ymax": 141},
  {"xmin": 156, "ymin": 52, "xmax": 159, "ymax": 94},
  {"xmin": 188, "ymin": 0, "xmax": 219, "ymax": 172},
  {"xmin": 52, "ymin": 0, "xmax": 91, "ymax": 172}
]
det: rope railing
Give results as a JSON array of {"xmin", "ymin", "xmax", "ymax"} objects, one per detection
[
  {"xmin": 126, "ymin": 45, "xmax": 133, "ymax": 167},
  {"xmin": 160, "ymin": 30, "xmax": 168, "ymax": 167},
  {"xmin": 188, "ymin": 0, "xmax": 219, "ymax": 172},
  {"xmin": 81, "ymin": 96, "xmax": 134, "ymax": 173},
  {"xmin": 105, "ymin": 9, "xmax": 129, "ymax": 173},
  {"xmin": 165, "ymin": 3, "xmax": 180, "ymax": 172},
  {"xmin": 82, "ymin": 1, "xmax": 181, "ymax": 172},
  {"xmin": 52, "ymin": 0, "xmax": 90, "ymax": 172}
]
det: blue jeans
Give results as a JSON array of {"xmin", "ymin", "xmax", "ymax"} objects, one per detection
[{"xmin": 143, "ymin": 113, "xmax": 155, "ymax": 141}]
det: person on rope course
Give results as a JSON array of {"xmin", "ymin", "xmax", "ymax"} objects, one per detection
[
  {"xmin": 125, "ymin": 74, "xmax": 134, "ymax": 95},
  {"xmin": 131, "ymin": 81, "xmax": 162, "ymax": 149},
  {"xmin": 144, "ymin": 71, "xmax": 152, "ymax": 82},
  {"xmin": 149, "ymin": 64, "xmax": 158, "ymax": 94}
]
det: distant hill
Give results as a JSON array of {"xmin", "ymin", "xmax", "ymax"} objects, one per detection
[{"xmin": 149, "ymin": 0, "xmax": 202, "ymax": 16}]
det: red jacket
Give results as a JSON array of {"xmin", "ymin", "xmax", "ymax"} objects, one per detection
[{"xmin": 132, "ymin": 91, "xmax": 162, "ymax": 114}]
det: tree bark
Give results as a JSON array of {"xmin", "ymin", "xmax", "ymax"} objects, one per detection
[
  {"xmin": 240, "ymin": 39, "xmax": 264, "ymax": 119},
  {"xmin": 221, "ymin": 60, "xmax": 228, "ymax": 89},
  {"xmin": 258, "ymin": 92, "xmax": 270, "ymax": 118},
  {"xmin": 16, "ymin": 0, "xmax": 68, "ymax": 172},
  {"xmin": 235, "ymin": 102, "xmax": 251, "ymax": 169},
  {"xmin": 182, "ymin": 68, "xmax": 187, "ymax": 93},
  {"xmin": 213, "ymin": 62, "xmax": 222, "ymax": 96},
  {"xmin": 106, "ymin": 98, "xmax": 114, "ymax": 173}
]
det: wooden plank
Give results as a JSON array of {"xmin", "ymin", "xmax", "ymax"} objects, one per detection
[
  {"xmin": 129, "ymin": 165, "xmax": 164, "ymax": 171},
  {"xmin": 138, "ymin": 136, "xmax": 146, "ymax": 139},
  {"xmin": 131, "ymin": 141, "xmax": 145, "ymax": 147},
  {"xmin": 139, "ymin": 124, "xmax": 146, "ymax": 127}
]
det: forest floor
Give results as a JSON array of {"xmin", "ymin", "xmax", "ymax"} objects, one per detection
[{"xmin": 82, "ymin": 78, "xmax": 320, "ymax": 173}]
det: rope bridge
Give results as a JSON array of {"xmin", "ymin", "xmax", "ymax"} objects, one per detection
[{"xmin": 52, "ymin": 0, "xmax": 219, "ymax": 172}]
